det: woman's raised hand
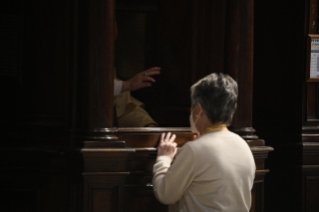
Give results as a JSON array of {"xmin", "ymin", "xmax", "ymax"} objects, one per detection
[{"xmin": 157, "ymin": 132, "xmax": 177, "ymax": 160}]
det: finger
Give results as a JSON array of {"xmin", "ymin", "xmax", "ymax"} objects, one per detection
[
  {"xmin": 172, "ymin": 142, "xmax": 177, "ymax": 147},
  {"xmin": 142, "ymin": 76, "xmax": 156, "ymax": 83},
  {"xmin": 142, "ymin": 67, "xmax": 160, "ymax": 77},
  {"xmin": 145, "ymin": 67, "xmax": 161, "ymax": 72},
  {"xmin": 161, "ymin": 133, "xmax": 166, "ymax": 143},
  {"xmin": 165, "ymin": 132, "xmax": 171, "ymax": 142},
  {"xmin": 145, "ymin": 67, "xmax": 161, "ymax": 74},
  {"xmin": 146, "ymin": 70, "xmax": 161, "ymax": 76},
  {"xmin": 138, "ymin": 82, "xmax": 152, "ymax": 89},
  {"xmin": 193, "ymin": 135, "xmax": 197, "ymax": 140},
  {"xmin": 169, "ymin": 134, "xmax": 176, "ymax": 143}
]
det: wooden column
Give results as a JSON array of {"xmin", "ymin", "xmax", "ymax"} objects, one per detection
[
  {"xmin": 224, "ymin": 0, "xmax": 256, "ymax": 139},
  {"xmin": 75, "ymin": 0, "xmax": 119, "ymax": 145}
]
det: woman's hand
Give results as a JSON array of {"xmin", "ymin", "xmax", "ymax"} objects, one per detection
[
  {"xmin": 192, "ymin": 133, "xmax": 200, "ymax": 140},
  {"xmin": 157, "ymin": 132, "xmax": 177, "ymax": 160},
  {"xmin": 122, "ymin": 67, "xmax": 161, "ymax": 92}
]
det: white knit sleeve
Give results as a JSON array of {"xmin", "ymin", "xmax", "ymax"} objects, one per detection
[
  {"xmin": 153, "ymin": 144, "xmax": 195, "ymax": 205},
  {"xmin": 114, "ymin": 79, "xmax": 122, "ymax": 97}
]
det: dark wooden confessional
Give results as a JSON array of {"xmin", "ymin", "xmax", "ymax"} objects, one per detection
[
  {"xmin": 0, "ymin": 0, "xmax": 274, "ymax": 211},
  {"xmin": 253, "ymin": 0, "xmax": 319, "ymax": 211}
]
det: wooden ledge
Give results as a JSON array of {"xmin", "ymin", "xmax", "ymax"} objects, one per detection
[
  {"xmin": 81, "ymin": 148, "xmax": 136, "ymax": 153},
  {"xmin": 82, "ymin": 172, "xmax": 130, "ymax": 175},
  {"xmin": 118, "ymin": 127, "xmax": 191, "ymax": 133},
  {"xmin": 250, "ymin": 146, "xmax": 274, "ymax": 152}
]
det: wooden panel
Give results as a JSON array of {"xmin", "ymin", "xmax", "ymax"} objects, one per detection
[
  {"xmin": 83, "ymin": 173, "xmax": 128, "ymax": 212},
  {"xmin": 307, "ymin": 83, "xmax": 319, "ymax": 121},
  {"xmin": 309, "ymin": 0, "xmax": 318, "ymax": 33},
  {"xmin": 250, "ymin": 182, "xmax": 263, "ymax": 212},
  {"xmin": 0, "ymin": 172, "xmax": 70, "ymax": 212},
  {"xmin": 0, "ymin": 0, "xmax": 21, "ymax": 78},
  {"xmin": 302, "ymin": 143, "xmax": 319, "ymax": 164},
  {"xmin": 250, "ymin": 171, "xmax": 267, "ymax": 212},
  {"xmin": 0, "ymin": 189, "xmax": 39, "ymax": 212},
  {"xmin": 117, "ymin": 0, "xmax": 158, "ymax": 5},
  {"xmin": 191, "ymin": 0, "xmax": 226, "ymax": 81},
  {"xmin": 307, "ymin": 0, "xmax": 319, "ymax": 121},
  {"xmin": 305, "ymin": 176, "xmax": 319, "ymax": 211},
  {"xmin": 125, "ymin": 186, "xmax": 168, "ymax": 212},
  {"xmin": 0, "ymin": 147, "xmax": 84, "ymax": 212},
  {"xmin": 0, "ymin": 0, "xmax": 72, "ymax": 146},
  {"xmin": 20, "ymin": 0, "xmax": 69, "ymax": 118},
  {"xmin": 91, "ymin": 186, "xmax": 118, "ymax": 212}
]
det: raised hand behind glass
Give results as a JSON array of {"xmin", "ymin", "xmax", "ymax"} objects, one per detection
[{"xmin": 122, "ymin": 67, "xmax": 161, "ymax": 92}]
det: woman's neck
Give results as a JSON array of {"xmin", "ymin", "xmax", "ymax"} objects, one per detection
[{"xmin": 197, "ymin": 116, "xmax": 227, "ymax": 135}]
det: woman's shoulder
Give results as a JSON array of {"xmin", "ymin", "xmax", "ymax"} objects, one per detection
[
  {"xmin": 199, "ymin": 130, "xmax": 240, "ymax": 140},
  {"xmin": 187, "ymin": 130, "xmax": 246, "ymax": 149}
]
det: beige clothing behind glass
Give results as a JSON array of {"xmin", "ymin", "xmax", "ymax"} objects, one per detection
[
  {"xmin": 114, "ymin": 79, "xmax": 157, "ymax": 127},
  {"xmin": 153, "ymin": 130, "xmax": 256, "ymax": 212}
]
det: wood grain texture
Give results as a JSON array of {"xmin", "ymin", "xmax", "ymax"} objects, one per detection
[{"xmin": 76, "ymin": 0, "xmax": 115, "ymax": 129}]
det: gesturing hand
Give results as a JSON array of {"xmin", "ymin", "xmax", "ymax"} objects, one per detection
[
  {"xmin": 157, "ymin": 132, "xmax": 177, "ymax": 160},
  {"xmin": 192, "ymin": 133, "xmax": 200, "ymax": 140},
  {"xmin": 122, "ymin": 67, "xmax": 161, "ymax": 92}
]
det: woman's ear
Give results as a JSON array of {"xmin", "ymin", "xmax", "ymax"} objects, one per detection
[{"xmin": 197, "ymin": 102, "xmax": 203, "ymax": 117}]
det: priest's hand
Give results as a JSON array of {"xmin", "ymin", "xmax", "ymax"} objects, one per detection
[
  {"xmin": 157, "ymin": 132, "xmax": 177, "ymax": 160},
  {"xmin": 122, "ymin": 67, "xmax": 161, "ymax": 92}
]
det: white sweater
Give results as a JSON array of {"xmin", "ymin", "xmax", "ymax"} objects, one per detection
[{"xmin": 153, "ymin": 130, "xmax": 256, "ymax": 212}]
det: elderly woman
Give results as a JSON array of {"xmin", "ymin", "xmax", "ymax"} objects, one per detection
[{"xmin": 152, "ymin": 73, "xmax": 256, "ymax": 212}]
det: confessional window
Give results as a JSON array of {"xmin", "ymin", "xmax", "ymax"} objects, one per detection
[{"xmin": 115, "ymin": 0, "xmax": 193, "ymax": 127}]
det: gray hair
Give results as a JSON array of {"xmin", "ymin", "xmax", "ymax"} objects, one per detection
[{"xmin": 190, "ymin": 73, "xmax": 238, "ymax": 125}]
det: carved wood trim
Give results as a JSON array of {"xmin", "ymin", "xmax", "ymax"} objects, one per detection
[
  {"xmin": 79, "ymin": 128, "xmax": 118, "ymax": 133},
  {"xmin": 118, "ymin": 127, "xmax": 191, "ymax": 133},
  {"xmin": 250, "ymin": 146, "xmax": 274, "ymax": 152},
  {"xmin": 241, "ymin": 135, "xmax": 259, "ymax": 139},
  {"xmin": 256, "ymin": 170, "xmax": 269, "ymax": 174},
  {"xmin": 81, "ymin": 148, "xmax": 135, "ymax": 153},
  {"xmin": 303, "ymin": 165, "xmax": 319, "ymax": 169},
  {"xmin": 116, "ymin": 5, "xmax": 158, "ymax": 11},
  {"xmin": 81, "ymin": 146, "xmax": 273, "ymax": 154},
  {"xmin": 303, "ymin": 126, "xmax": 319, "ymax": 130},
  {"xmin": 83, "ymin": 172, "xmax": 130, "ymax": 175},
  {"xmin": 301, "ymin": 142, "xmax": 319, "ymax": 146},
  {"xmin": 302, "ymin": 134, "xmax": 319, "ymax": 137}
]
